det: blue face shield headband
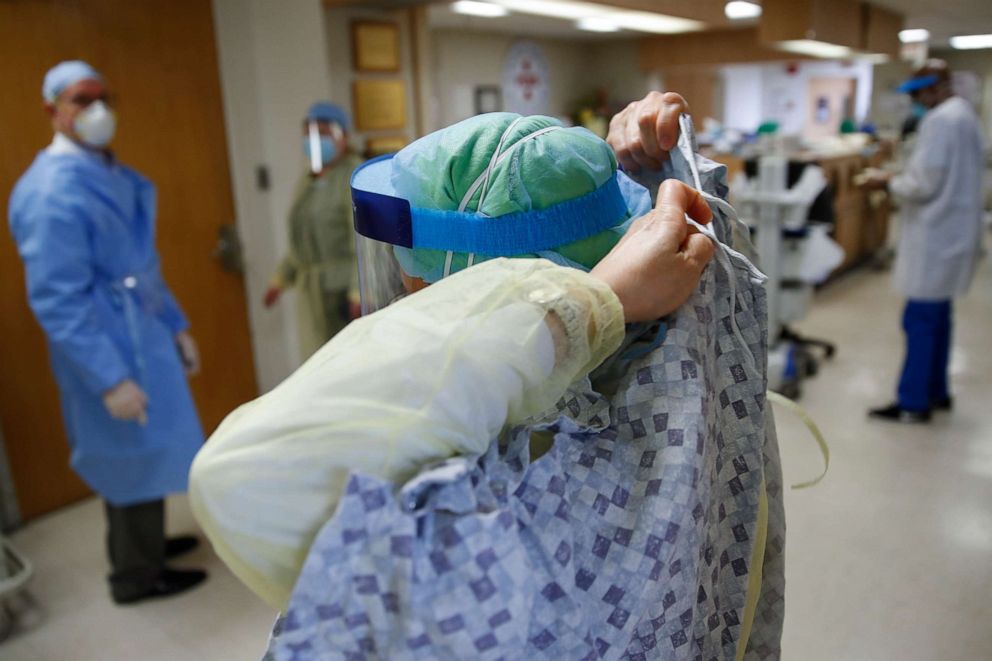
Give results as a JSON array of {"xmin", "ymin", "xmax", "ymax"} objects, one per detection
[
  {"xmin": 896, "ymin": 73, "xmax": 939, "ymax": 94},
  {"xmin": 350, "ymin": 154, "xmax": 631, "ymax": 256}
]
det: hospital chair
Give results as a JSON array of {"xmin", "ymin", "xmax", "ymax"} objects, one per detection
[
  {"xmin": 0, "ymin": 428, "xmax": 36, "ymax": 643},
  {"xmin": 0, "ymin": 531, "xmax": 34, "ymax": 642}
]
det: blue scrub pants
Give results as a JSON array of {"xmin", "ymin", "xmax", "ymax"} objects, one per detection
[{"xmin": 897, "ymin": 300, "xmax": 952, "ymax": 412}]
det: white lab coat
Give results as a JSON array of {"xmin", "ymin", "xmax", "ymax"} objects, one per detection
[{"xmin": 889, "ymin": 96, "xmax": 985, "ymax": 300}]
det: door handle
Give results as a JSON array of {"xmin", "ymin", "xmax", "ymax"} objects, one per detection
[{"xmin": 213, "ymin": 223, "xmax": 244, "ymax": 274}]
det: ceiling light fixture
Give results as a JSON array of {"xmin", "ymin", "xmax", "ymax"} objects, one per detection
[
  {"xmin": 724, "ymin": 1, "xmax": 762, "ymax": 20},
  {"xmin": 775, "ymin": 39, "xmax": 854, "ymax": 59},
  {"xmin": 576, "ymin": 17, "xmax": 620, "ymax": 32},
  {"xmin": 486, "ymin": 0, "xmax": 704, "ymax": 34},
  {"xmin": 860, "ymin": 53, "xmax": 891, "ymax": 64},
  {"xmin": 949, "ymin": 34, "xmax": 992, "ymax": 50},
  {"xmin": 898, "ymin": 28, "xmax": 930, "ymax": 43},
  {"xmin": 487, "ymin": 0, "xmax": 589, "ymax": 20},
  {"xmin": 611, "ymin": 10, "xmax": 702, "ymax": 34},
  {"xmin": 451, "ymin": 1, "xmax": 509, "ymax": 18}
]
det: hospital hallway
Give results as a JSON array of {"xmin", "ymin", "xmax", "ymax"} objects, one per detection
[{"xmin": 2, "ymin": 258, "xmax": 991, "ymax": 660}]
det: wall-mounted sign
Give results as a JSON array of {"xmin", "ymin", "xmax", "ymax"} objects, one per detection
[
  {"xmin": 502, "ymin": 40, "xmax": 549, "ymax": 116},
  {"xmin": 352, "ymin": 79, "xmax": 406, "ymax": 131},
  {"xmin": 366, "ymin": 135, "xmax": 408, "ymax": 157},
  {"xmin": 352, "ymin": 22, "xmax": 400, "ymax": 73}
]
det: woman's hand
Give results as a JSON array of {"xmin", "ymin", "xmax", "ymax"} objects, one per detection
[
  {"xmin": 607, "ymin": 91, "xmax": 689, "ymax": 173},
  {"xmin": 590, "ymin": 180, "xmax": 714, "ymax": 322}
]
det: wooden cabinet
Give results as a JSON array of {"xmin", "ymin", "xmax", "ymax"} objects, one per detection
[{"xmin": 804, "ymin": 152, "xmax": 890, "ymax": 272}]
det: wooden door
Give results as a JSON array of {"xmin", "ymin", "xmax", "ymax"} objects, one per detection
[
  {"xmin": 0, "ymin": 0, "xmax": 258, "ymax": 520},
  {"xmin": 805, "ymin": 77, "xmax": 857, "ymax": 140}
]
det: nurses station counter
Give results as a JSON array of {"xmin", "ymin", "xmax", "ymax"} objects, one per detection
[{"xmin": 710, "ymin": 144, "xmax": 893, "ymax": 275}]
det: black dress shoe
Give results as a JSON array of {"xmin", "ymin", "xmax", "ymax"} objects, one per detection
[
  {"xmin": 931, "ymin": 396, "xmax": 953, "ymax": 411},
  {"xmin": 113, "ymin": 568, "xmax": 208, "ymax": 605},
  {"xmin": 868, "ymin": 403, "xmax": 931, "ymax": 423},
  {"xmin": 165, "ymin": 535, "xmax": 200, "ymax": 559}
]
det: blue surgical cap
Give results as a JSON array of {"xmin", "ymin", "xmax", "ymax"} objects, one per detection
[
  {"xmin": 43, "ymin": 60, "xmax": 103, "ymax": 103},
  {"xmin": 306, "ymin": 102, "xmax": 349, "ymax": 130}
]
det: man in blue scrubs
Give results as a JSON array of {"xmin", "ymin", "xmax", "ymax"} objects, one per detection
[{"xmin": 8, "ymin": 61, "xmax": 208, "ymax": 603}]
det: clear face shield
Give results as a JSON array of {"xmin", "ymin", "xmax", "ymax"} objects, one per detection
[
  {"xmin": 305, "ymin": 120, "xmax": 345, "ymax": 174},
  {"xmin": 350, "ymin": 153, "xmax": 637, "ymax": 315}
]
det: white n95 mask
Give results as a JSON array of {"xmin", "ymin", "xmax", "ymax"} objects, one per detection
[{"xmin": 74, "ymin": 100, "xmax": 116, "ymax": 148}]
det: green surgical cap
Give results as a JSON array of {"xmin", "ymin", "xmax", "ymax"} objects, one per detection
[{"xmin": 392, "ymin": 112, "xmax": 635, "ymax": 282}]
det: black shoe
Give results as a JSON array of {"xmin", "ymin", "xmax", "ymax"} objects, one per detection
[
  {"xmin": 868, "ymin": 403, "xmax": 931, "ymax": 424},
  {"xmin": 113, "ymin": 568, "xmax": 208, "ymax": 605},
  {"xmin": 165, "ymin": 535, "xmax": 200, "ymax": 559},
  {"xmin": 931, "ymin": 396, "xmax": 953, "ymax": 412}
]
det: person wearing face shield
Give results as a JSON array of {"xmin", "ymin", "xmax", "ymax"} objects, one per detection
[
  {"xmin": 862, "ymin": 60, "xmax": 986, "ymax": 423},
  {"xmin": 263, "ymin": 102, "xmax": 363, "ymax": 359},
  {"xmin": 192, "ymin": 93, "xmax": 788, "ymax": 659},
  {"xmin": 7, "ymin": 61, "xmax": 207, "ymax": 604}
]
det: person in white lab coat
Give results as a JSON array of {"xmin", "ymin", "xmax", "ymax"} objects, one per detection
[{"xmin": 865, "ymin": 60, "xmax": 985, "ymax": 423}]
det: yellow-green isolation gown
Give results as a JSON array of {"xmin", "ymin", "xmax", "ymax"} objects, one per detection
[{"xmin": 275, "ymin": 153, "xmax": 363, "ymax": 358}]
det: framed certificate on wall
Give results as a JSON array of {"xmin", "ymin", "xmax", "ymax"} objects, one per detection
[
  {"xmin": 352, "ymin": 21, "xmax": 400, "ymax": 73},
  {"xmin": 366, "ymin": 135, "xmax": 408, "ymax": 157},
  {"xmin": 352, "ymin": 79, "xmax": 406, "ymax": 131}
]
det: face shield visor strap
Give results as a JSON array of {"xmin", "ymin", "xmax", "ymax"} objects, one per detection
[
  {"xmin": 351, "ymin": 153, "xmax": 631, "ymax": 308},
  {"xmin": 352, "ymin": 155, "xmax": 629, "ymax": 256}
]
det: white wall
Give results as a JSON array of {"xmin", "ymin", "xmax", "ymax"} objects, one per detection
[
  {"xmin": 429, "ymin": 31, "xmax": 589, "ymax": 129},
  {"xmin": 585, "ymin": 40, "xmax": 655, "ymax": 108},
  {"xmin": 868, "ymin": 59, "xmax": 914, "ymax": 137},
  {"xmin": 721, "ymin": 64, "xmax": 764, "ymax": 131},
  {"xmin": 427, "ymin": 32, "xmax": 651, "ymax": 132},
  {"xmin": 720, "ymin": 59, "xmax": 874, "ymax": 135},
  {"xmin": 212, "ymin": 0, "xmax": 333, "ymax": 391},
  {"xmin": 938, "ymin": 48, "xmax": 992, "ymax": 139}
]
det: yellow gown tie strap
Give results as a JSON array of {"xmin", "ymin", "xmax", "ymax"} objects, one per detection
[{"xmin": 766, "ymin": 390, "xmax": 830, "ymax": 490}]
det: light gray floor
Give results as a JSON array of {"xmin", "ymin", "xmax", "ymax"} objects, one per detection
[
  {"xmin": 3, "ymin": 259, "xmax": 991, "ymax": 660},
  {"xmin": 778, "ymin": 257, "xmax": 992, "ymax": 660},
  {"xmin": 2, "ymin": 496, "xmax": 275, "ymax": 660}
]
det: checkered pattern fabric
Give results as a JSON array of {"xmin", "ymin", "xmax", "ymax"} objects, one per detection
[{"xmin": 265, "ymin": 151, "xmax": 784, "ymax": 661}]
